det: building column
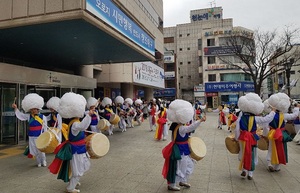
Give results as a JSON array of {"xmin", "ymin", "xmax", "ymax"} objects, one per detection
[
  {"xmin": 78, "ymin": 65, "xmax": 94, "ymax": 98},
  {"xmin": 121, "ymin": 83, "xmax": 134, "ymax": 99},
  {"xmin": 144, "ymin": 87, "xmax": 153, "ymax": 101},
  {"xmin": 79, "ymin": 65, "xmax": 94, "ymax": 78}
]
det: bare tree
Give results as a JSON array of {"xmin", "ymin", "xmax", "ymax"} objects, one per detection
[{"xmin": 219, "ymin": 27, "xmax": 300, "ymax": 95}]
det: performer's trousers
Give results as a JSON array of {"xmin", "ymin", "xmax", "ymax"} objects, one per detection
[{"xmin": 67, "ymin": 153, "xmax": 90, "ymax": 191}]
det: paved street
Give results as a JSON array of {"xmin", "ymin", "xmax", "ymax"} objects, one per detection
[{"xmin": 1, "ymin": 113, "xmax": 300, "ymax": 193}]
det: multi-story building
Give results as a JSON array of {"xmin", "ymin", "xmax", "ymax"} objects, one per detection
[
  {"xmin": 164, "ymin": 7, "xmax": 254, "ymax": 107},
  {"xmin": 271, "ymin": 44, "xmax": 300, "ymax": 100},
  {"xmin": 0, "ymin": 0, "xmax": 163, "ymax": 145}
]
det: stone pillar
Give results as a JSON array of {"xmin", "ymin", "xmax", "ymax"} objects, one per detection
[
  {"xmin": 121, "ymin": 83, "xmax": 134, "ymax": 99},
  {"xmin": 144, "ymin": 87, "xmax": 153, "ymax": 101},
  {"xmin": 78, "ymin": 65, "xmax": 94, "ymax": 97},
  {"xmin": 79, "ymin": 65, "xmax": 93, "ymax": 78}
]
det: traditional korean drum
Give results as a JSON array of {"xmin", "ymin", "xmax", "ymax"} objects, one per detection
[
  {"xmin": 285, "ymin": 122, "xmax": 296, "ymax": 138},
  {"xmin": 188, "ymin": 137, "xmax": 206, "ymax": 161},
  {"xmin": 85, "ymin": 133, "xmax": 110, "ymax": 159},
  {"xmin": 257, "ymin": 136, "xmax": 269, "ymax": 150},
  {"xmin": 109, "ymin": 114, "xmax": 120, "ymax": 125},
  {"xmin": 225, "ymin": 135, "xmax": 240, "ymax": 154},
  {"xmin": 36, "ymin": 128, "xmax": 59, "ymax": 153},
  {"xmin": 97, "ymin": 119, "xmax": 110, "ymax": 132}
]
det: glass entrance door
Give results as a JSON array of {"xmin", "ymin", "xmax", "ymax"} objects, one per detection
[{"xmin": 0, "ymin": 84, "xmax": 17, "ymax": 145}]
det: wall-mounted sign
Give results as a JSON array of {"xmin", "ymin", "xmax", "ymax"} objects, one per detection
[
  {"xmin": 204, "ymin": 46, "xmax": 241, "ymax": 56},
  {"xmin": 191, "ymin": 8, "xmax": 222, "ymax": 22},
  {"xmin": 165, "ymin": 71, "xmax": 175, "ymax": 79},
  {"xmin": 133, "ymin": 61, "xmax": 165, "ymax": 88},
  {"xmin": 205, "ymin": 82, "xmax": 254, "ymax": 92},
  {"xmin": 153, "ymin": 88, "xmax": 176, "ymax": 97},
  {"xmin": 86, "ymin": 0, "xmax": 155, "ymax": 55},
  {"xmin": 164, "ymin": 55, "xmax": 175, "ymax": 63}
]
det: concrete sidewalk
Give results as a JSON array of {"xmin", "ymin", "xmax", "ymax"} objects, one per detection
[{"xmin": 0, "ymin": 113, "xmax": 300, "ymax": 193}]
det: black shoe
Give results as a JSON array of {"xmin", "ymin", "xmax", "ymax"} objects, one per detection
[
  {"xmin": 268, "ymin": 166, "xmax": 275, "ymax": 172},
  {"xmin": 241, "ymin": 171, "xmax": 246, "ymax": 177},
  {"xmin": 247, "ymin": 175, "xmax": 253, "ymax": 180}
]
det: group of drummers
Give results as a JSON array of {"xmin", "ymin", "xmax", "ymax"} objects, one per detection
[
  {"xmin": 224, "ymin": 92, "xmax": 300, "ymax": 181},
  {"xmin": 11, "ymin": 92, "xmax": 149, "ymax": 193}
]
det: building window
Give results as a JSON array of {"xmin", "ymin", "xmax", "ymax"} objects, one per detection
[
  {"xmin": 179, "ymin": 48, "xmax": 182, "ymax": 51},
  {"xmin": 166, "ymin": 64, "xmax": 174, "ymax": 71},
  {"xmin": 164, "ymin": 37, "xmax": 174, "ymax": 43},
  {"xmin": 180, "ymin": 76, "xmax": 183, "ymax": 78},
  {"xmin": 207, "ymin": 38, "xmax": 215, "ymax": 46},
  {"xmin": 187, "ymin": 33, "xmax": 190, "ymax": 36},
  {"xmin": 198, "ymin": 56, "xmax": 203, "ymax": 66},
  {"xmin": 179, "ymin": 34, "xmax": 182, "ymax": 37},
  {"xmin": 208, "ymin": 74, "xmax": 216, "ymax": 81},
  {"xmin": 179, "ymin": 62, "xmax": 183, "ymax": 65},
  {"xmin": 188, "ymin": 61, "xmax": 191, "ymax": 64},
  {"xmin": 220, "ymin": 73, "xmax": 252, "ymax": 81},
  {"xmin": 187, "ymin": 47, "xmax": 190, "ymax": 50},
  {"xmin": 207, "ymin": 56, "xmax": 215, "ymax": 64},
  {"xmin": 198, "ymin": 39, "xmax": 202, "ymax": 50}
]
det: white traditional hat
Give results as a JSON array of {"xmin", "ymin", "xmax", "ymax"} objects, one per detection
[
  {"xmin": 101, "ymin": 97, "xmax": 112, "ymax": 107},
  {"xmin": 87, "ymin": 97, "xmax": 98, "ymax": 109},
  {"xmin": 167, "ymin": 99, "xmax": 194, "ymax": 124},
  {"xmin": 268, "ymin": 93, "xmax": 290, "ymax": 113},
  {"xmin": 114, "ymin": 96, "xmax": 124, "ymax": 105},
  {"xmin": 263, "ymin": 99, "xmax": 271, "ymax": 113},
  {"xmin": 238, "ymin": 93, "xmax": 264, "ymax": 115},
  {"xmin": 58, "ymin": 92, "xmax": 86, "ymax": 118},
  {"xmin": 134, "ymin": 99, "xmax": 143, "ymax": 106},
  {"xmin": 21, "ymin": 93, "xmax": 44, "ymax": 113},
  {"xmin": 46, "ymin": 96, "xmax": 60, "ymax": 111},
  {"xmin": 125, "ymin": 98, "xmax": 133, "ymax": 106}
]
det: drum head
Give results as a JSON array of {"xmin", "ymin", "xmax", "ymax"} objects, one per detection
[
  {"xmin": 225, "ymin": 137, "xmax": 240, "ymax": 154},
  {"xmin": 97, "ymin": 119, "xmax": 109, "ymax": 131},
  {"xmin": 36, "ymin": 131, "xmax": 51, "ymax": 149},
  {"xmin": 89, "ymin": 133, "xmax": 110, "ymax": 158},
  {"xmin": 189, "ymin": 137, "xmax": 206, "ymax": 160}
]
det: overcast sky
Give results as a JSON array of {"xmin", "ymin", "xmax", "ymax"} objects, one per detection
[{"xmin": 163, "ymin": 0, "xmax": 299, "ymax": 32}]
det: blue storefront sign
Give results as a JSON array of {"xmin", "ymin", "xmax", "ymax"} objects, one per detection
[
  {"xmin": 86, "ymin": 0, "xmax": 155, "ymax": 55},
  {"xmin": 154, "ymin": 88, "xmax": 176, "ymax": 97},
  {"xmin": 205, "ymin": 82, "xmax": 254, "ymax": 92}
]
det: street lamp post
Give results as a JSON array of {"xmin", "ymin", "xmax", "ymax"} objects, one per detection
[{"xmin": 285, "ymin": 58, "xmax": 294, "ymax": 97}]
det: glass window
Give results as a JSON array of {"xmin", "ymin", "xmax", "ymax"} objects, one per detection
[
  {"xmin": 208, "ymin": 74, "xmax": 216, "ymax": 81},
  {"xmin": 207, "ymin": 38, "xmax": 215, "ymax": 46},
  {"xmin": 220, "ymin": 73, "xmax": 252, "ymax": 81},
  {"xmin": 198, "ymin": 39, "xmax": 202, "ymax": 50},
  {"xmin": 208, "ymin": 56, "xmax": 215, "ymax": 64}
]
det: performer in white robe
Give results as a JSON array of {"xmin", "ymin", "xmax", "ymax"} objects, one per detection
[{"xmin": 12, "ymin": 93, "xmax": 48, "ymax": 167}]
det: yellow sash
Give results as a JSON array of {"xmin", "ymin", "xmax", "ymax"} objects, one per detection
[
  {"xmin": 32, "ymin": 114, "xmax": 43, "ymax": 126},
  {"xmin": 172, "ymin": 124, "xmax": 182, "ymax": 141},
  {"xmin": 61, "ymin": 118, "xmax": 80, "ymax": 140},
  {"xmin": 105, "ymin": 108, "xmax": 113, "ymax": 114},
  {"xmin": 267, "ymin": 113, "xmax": 284, "ymax": 165}
]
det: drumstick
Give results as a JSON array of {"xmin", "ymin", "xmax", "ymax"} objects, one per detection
[
  {"xmin": 95, "ymin": 98, "xmax": 101, "ymax": 107},
  {"xmin": 85, "ymin": 130, "xmax": 98, "ymax": 134}
]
